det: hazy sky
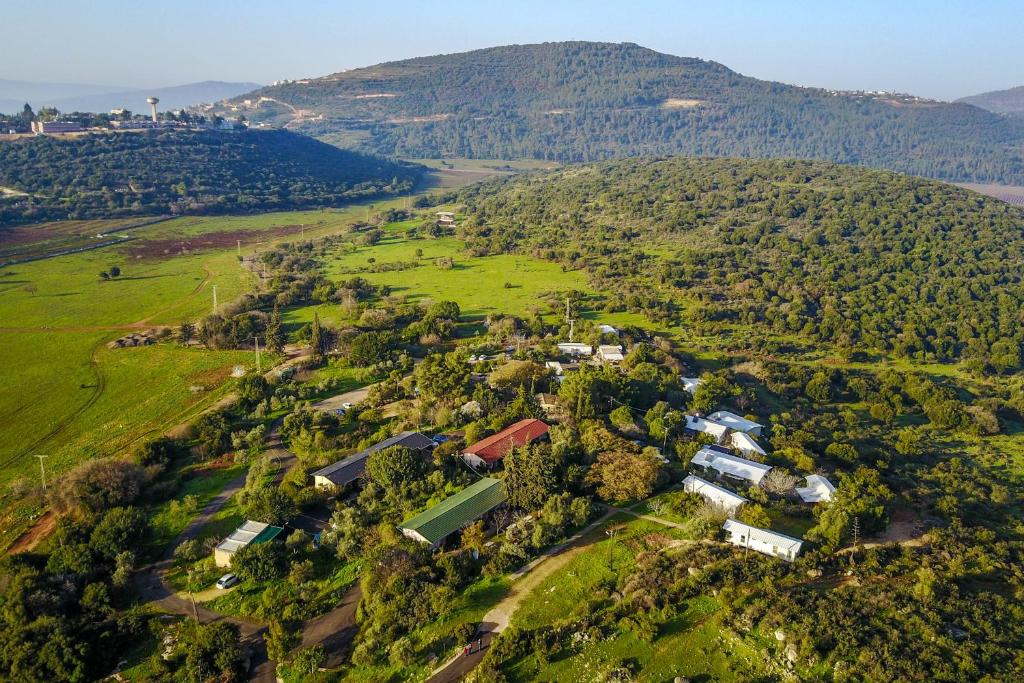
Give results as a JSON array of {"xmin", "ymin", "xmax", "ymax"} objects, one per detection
[{"xmin": 3, "ymin": 0, "xmax": 1021, "ymax": 100}]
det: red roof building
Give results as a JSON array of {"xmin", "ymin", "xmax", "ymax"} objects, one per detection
[{"xmin": 462, "ymin": 418, "xmax": 550, "ymax": 468}]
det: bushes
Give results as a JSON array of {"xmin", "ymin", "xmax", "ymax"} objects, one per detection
[
  {"xmin": 231, "ymin": 541, "xmax": 288, "ymax": 583},
  {"xmin": 53, "ymin": 458, "xmax": 146, "ymax": 517}
]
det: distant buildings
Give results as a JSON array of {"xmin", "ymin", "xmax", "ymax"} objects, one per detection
[
  {"xmin": 31, "ymin": 121, "xmax": 82, "ymax": 134},
  {"xmin": 596, "ymin": 344, "xmax": 625, "ymax": 364},
  {"xmin": 436, "ymin": 211, "xmax": 456, "ymax": 228},
  {"xmin": 690, "ymin": 445, "xmax": 772, "ymax": 486},
  {"xmin": 398, "ymin": 477, "xmax": 507, "ymax": 547},
  {"xmin": 683, "ymin": 474, "xmax": 747, "ymax": 514},
  {"xmin": 557, "ymin": 342, "xmax": 592, "ymax": 357}
]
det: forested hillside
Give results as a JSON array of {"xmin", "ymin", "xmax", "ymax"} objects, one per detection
[
  {"xmin": 0, "ymin": 129, "xmax": 422, "ymax": 225},
  {"xmin": 237, "ymin": 41, "xmax": 1024, "ymax": 183},
  {"xmin": 449, "ymin": 157, "xmax": 1024, "ymax": 369},
  {"xmin": 958, "ymin": 85, "xmax": 1024, "ymax": 116}
]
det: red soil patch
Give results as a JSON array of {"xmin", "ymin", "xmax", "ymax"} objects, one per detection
[
  {"xmin": 8, "ymin": 510, "xmax": 57, "ymax": 555},
  {"xmin": 124, "ymin": 225, "xmax": 304, "ymax": 260}
]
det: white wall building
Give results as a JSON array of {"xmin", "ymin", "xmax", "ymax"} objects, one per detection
[
  {"xmin": 723, "ymin": 519, "xmax": 803, "ymax": 562},
  {"xmin": 685, "ymin": 415, "xmax": 730, "ymax": 442},
  {"xmin": 690, "ymin": 446, "xmax": 772, "ymax": 485},
  {"xmin": 730, "ymin": 431, "xmax": 767, "ymax": 457},
  {"xmin": 557, "ymin": 342, "xmax": 592, "ymax": 357},
  {"xmin": 682, "ymin": 474, "xmax": 747, "ymax": 514},
  {"xmin": 681, "ymin": 377, "xmax": 702, "ymax": 395},
  {"xmin": 707, "ymin": 410, "xmax": 764, "ymax": 436},
  {"xmin": 596, "ymin": 344, "xmax": 625, "ymax": 363},
  {"xmin": 796, "ymin": 474, "xmax": 836, "ymax": 503}
]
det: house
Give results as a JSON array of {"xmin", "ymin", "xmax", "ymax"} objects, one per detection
[
  {"xmin": 685, "ymin": 415, "xmax": 730, "ymax": 442},
  {"xmin": 707, "ymin": 411, "xmax": 764, "ymax": 436},
  {"xmin": 730, "ymin": 431, "xmax": 767, "ymax": 457},
  {"xmin": 545, "ymin": 361, "xmax": 564, "ymax": 376},
  {"xmin": 557, "ymin": 342, "xmax": 592, "ymax": 357},
  {"xmin": 436, "ymin": 211, "xmax": 456, "ymax": 227},
  {"xmin": 311, "ymin": 431, "xmax": 435, "ymax": 489},
  {"xmin": 796, "ymin": 474, "xmax": 836, "ymax": 503},
  {"xmin": 462, "ymin": 418, "xmax": 550, "ymax": 469},
  {"xmin": 535, "ymin": 393, "xmax": 560, "ymax": 417},
  {"xmin": 214, "ymin": 520, "xmax": 285, "ymax": 567},
  {"xmin": 681, "ymin": 377, "xmax": 702, "ymax": 395},
  {"xmin": 398, "ymin": 477, "xmax": 507, "ymax": 547},
  {"xmin": 598, "ymin": 324, "xmax": 619, "ymax": 335},
  {"xmin": 682, "ymin": 474, "xmax": 747, "ymax": 514},
  {"xmin": 723, "ymin": 519, "xmax": 803, "ymax": 562},
  {"xmin": 690, "ymin": 446, "xmax": 772, "ymax": 485},
  {"xmin": 596, "ymin": 345, "xmax": 625, "ymax": 364}
]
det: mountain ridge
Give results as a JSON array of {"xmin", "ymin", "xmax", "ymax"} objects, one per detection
[
  {"xmin": 0, "ymin": 80, "xmax": 261, "ymax": 114},
  {"xmin": 224, "ymin": 41, "xmax": 1024, "ymax": 184},
  {"xmin": 957, "ymin": 85, "xmax": 1024, "ymax": 115}
]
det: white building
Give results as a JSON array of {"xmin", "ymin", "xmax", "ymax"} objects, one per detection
[
  {"xmin": 681, "ymin": 377, "xmax": 702, "ymax": 395},
  {"xmin": 730, "ymin": 431, "xmax": 767, "ymax": 457},
  {"xmin": 685, "ymin": 415, "xmax": 730, "ymax": 442},
  {"xmin": 708, "ymin": 410, "xmax": 764, "ymax": 436},
  {"xmin": 598, "ymin": 324, "xmax": 619, "ymax": 335},
  {"xmin": 596, "ymin": 344, "xmax": 625, "ymax": 363},
  {"xmin": 723, "ymin": 519, "xmax": 803, "ymax": 562},
  {"xmin": 545, "ymin": 361, "xmax": 564, "ymax": 376},
  {"xmin": 796, "ymin": 474, "xmax": 836, "ymax": 503},
  {"xmin": 213, "ymin": 520, "xmax": 284, "ymax": 567},
  {"xmin": 690, "ymin": 446, "xmax": 772, "ymax": 485},
  {"xmin": 557, "ymin": 342, "xmax": 592, "ymax": 357},
  {"xmin": 683, "ymin": 474, "xmax": 747, "ymax": 514}
]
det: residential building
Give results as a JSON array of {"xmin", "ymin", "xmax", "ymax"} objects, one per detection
[
  {"xmin": 707, "ymin": 410, "xmax": 764, "ymax": 436},
  {"xmin": 311, "ymin": 431, "xmax": 435, "ymax": 489},
  {"xmin": 214, "ymin": 520, "xmax": 285, "ymax": 567},
  {"xmin": 31, "ymin": 121, "xmax": 83, "ymax": 134},
  {"xmin": 557, "ymin": 342, "xmax": 592, "ymax": 357},
  {"xmin": 682, "ymin": 474, "xmax": 747, "ymax": 514},
  {"xmin": 796, "ymin": 474, "xmax": 836, "ymax": 503},
  {"xmin": 690, "ymin": 446, "xmax": 772, "ymax": 485},
  {"xmin": 685, "ymin": 415, "xmax": 730, "ymax": 442},
  {"xmin": 723, "ymin": 519, "xmax": 803, "ymax": 562},
  {"xmin": 399, "ymin": 477, "xmax": 507, "ymax": 547},
  {"xmin": 596, "ymin": 344, "xmax": 625, "ymax": 363},
  {"xmin": 462, "ymin": 418, "xmax": 550, "ymax": 469},
  {"xmin": 598, "ymin": 324, "xmax": 619, "ymax": 335},
  {"xmin": 730, "ymin": 431, "xmax": 767, "ymax": 457},
  {"xmin": 681, "ymin": 377, "xmax": 702, "ymax": 395},
  {"xmin": 436, "ymin": 211, "xmax": 456, "ymax": 227}
]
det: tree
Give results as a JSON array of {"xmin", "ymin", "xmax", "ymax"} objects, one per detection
[
  {"xmin": 108, "ymin": 266, "xmax": 121, "ymax": 278},
  {"xmin": 266, "ymin": 304, "xmax": 285, "ymax": 353},
  {"xmin": 488, "ymin": 360, "xmax": 549, "ymax": 391},
  {"xmin": 243, "ymin": 486, "xmax": 296, "ymax": 526},
  {"xmin": 54, "ymin": 458, "xmax": 145, "ymax": 516},
  {"xmin": 99, "ymin": 271, "xmax": 110, "ymax": 281},
  {"xmin": 414, "ymin": 351, "xmax": 472, "ymax": 404},
  {"xmin": 585, "ymin": 451, "xmax": 664, "ymax": 505},
  {"xmin": 805, "ymin": 372, "xmax": 832, "ymax": 403},
  {"xmin": 690, "ymin": 375, "xmax": 737, "ymax": 414},
  {"xmin": 461, "ymin": 520, "xmax": 487, "ymax": 554},
  {"xmin": 291, "ymin": 646, "xmax": 326, "ymax": 676},
  {"xmin": 309, "ymin": 312, "xmax": 326, "ymax": 359},
  {"xmin": 179, "ymin": 621, "xmax": 244, "ymax": 683},
  {"xmin": 238, "ymin": 373, "xmax": 270, "ymax": 409},
  {"xmin": 266, "ymin": 620, "xmax": 300, "ymax": 662},
  {"xmin": 760, "ymin": 468, "xmax": 799, "ymax": 496},
  {"xmin": 232, "ymin": 540, "xmax": 288, "ymax": 582},
  {"xmin": 504, "ymin": 444, "xmax": 557, "ymax": 511},
  {"xmin": 364, "ymin": 445, "xmax": 423, "ymax": 492},
  {"xmin": 89, "ymin": 506, "xmax": 147, "ymax": 561},
  {"xmin": 738, "ymin": 503, "xmax": 772, "ymax": 528},
  {"xmin": 178, "ymin": 321, "xmax": 196, "ymax": 345}
]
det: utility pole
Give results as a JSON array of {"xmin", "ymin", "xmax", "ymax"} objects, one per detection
[
  {"xmin": 300, "ymin": 223, "xmax": 304, "ymax": 240},
  {"xmin": 565, "ymin": 296, "xmax": 575, "ymax": 341},
  {"xmin": 237, "ymin": 239, "xmax": 241, "ymax": 256},
  {"xmin": 33, "ymin": 454, "xmax": 48, "ymax": 492},
  {"xmin": 254, "ymin": 336, "xmax": 261, "ymax": 372},
  {"xmin": 211, "ymin": 285, "xmax": 218, "ymax": 312}
]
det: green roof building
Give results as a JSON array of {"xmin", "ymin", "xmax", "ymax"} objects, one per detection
[{"xmin": 398, "ymin": 477, "xmax": 507, "ymax": 547}]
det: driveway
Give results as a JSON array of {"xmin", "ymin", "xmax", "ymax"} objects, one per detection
[{"xmin": 312, "ymin": 386, "xmax": 371, "ymax": 413}]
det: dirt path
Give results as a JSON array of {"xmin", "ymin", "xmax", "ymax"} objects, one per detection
[
  {"xmin": 426, "ymin": 509, "xmax": 617, "ymax": 683},
  {"xmin": 7, "ymin": 510, "xmax": 56, "ymax": 554}
]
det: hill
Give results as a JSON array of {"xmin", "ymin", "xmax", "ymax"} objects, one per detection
[
  {"xmin": 0, "ymin": 129, "xmax": 423, "ymax": 225},
  {"xmin": 449, "ymin": 156, "xmax": 1024, "ymax": 368},
  {"xmin": 230, "ymin": 41, "xmax": 1024, "ymax": 184},
  {"xmin": 957, "ymin": 85, "xmax": 1024, "ymax": 115},
  {"xmin": 0, "ymin": 80, "xmax": 261, "ymax": 114}
]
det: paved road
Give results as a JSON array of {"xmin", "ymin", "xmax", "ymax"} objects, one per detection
[{"xmin": 300, "ymin": 584, "xmax": 362, "ymax": 667}]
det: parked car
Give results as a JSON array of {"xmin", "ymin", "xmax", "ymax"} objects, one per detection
[
  {"xmin": 342, "ymin": 402, "xmax": 353, "ymax": 410},
  {"xmin": 432, "ymin": 434, "xmax": 449, "ymax": 444},
  {"xmin": 216, "ymin": 573, "xmax": 239, "ymax": 589}
]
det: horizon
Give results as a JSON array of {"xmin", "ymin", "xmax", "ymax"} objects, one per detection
[{"xmin": 1, "ymin": 1, "xmax": 1022, "ymax": 102}]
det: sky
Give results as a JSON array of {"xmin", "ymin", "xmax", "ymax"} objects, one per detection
[{"xmin": 2, "ymin": 0, "xmax": 1022, "ymax": 101}]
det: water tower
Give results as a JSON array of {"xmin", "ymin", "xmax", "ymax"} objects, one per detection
[{"xmin": 146, "ymin": 96, "xmax": 159, "ymax": 122}]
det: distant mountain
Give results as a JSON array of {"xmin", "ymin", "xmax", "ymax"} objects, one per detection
[
  {"xmin": 957, "ymin": 86, "xmax": 1024, "ymax": 115},
  {"xmin": 229, "ymin": 41, "xmax": 1024, "ymax": 184},
  {"xmin": 0, "ymin": 80, "xmax": 261, "ymax": 114},
  {"xmin": 0, "ymin": 129, "xmax": 422, "ymax": 225}
]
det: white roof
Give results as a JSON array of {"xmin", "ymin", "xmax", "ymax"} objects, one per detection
[
  {"xmin": 598, "ymin": 324, "xmax": 618, "ymax": 335},
  {"xmin": 215, "ymin": 520, "xmax": 270, "ymax": 555},
  {"xmin": 683, "ymin": 475, "xmax": 747, "ymax": 510},
  {"xmin": 690, "ymin": 446, "xmax": 772, "ymax": 484},
  {"xmin": 796, "ymin": 474, "xmax": 836, "ymax": 503},
  {"xmin": 681, "ymin": 377, "xmax": 702, "ymax": 394},
  {"xmin": 708, "ymin": 411, "xmax": 763, "ymax": 434},
  {"xmin": 545, "ymin": 361, "xmax": 564, "ymax": 374},
  {"xmin": 685, "ymin": 415, "xmax": 729, "ymax": 439},
  {"xmin": 730, "ymin": 431, "xmax": 766, "ymax": 456},
  {"xmin": 723, "ymin": 519, "xmax": 803, "ymax": 552},
  {"xmin": 597, "ymin": 344, "xmax": 624, "ymax": 360},
  {"xmin": 557, "ymin": 342, "xmax": 592, "ymax": 355}
]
